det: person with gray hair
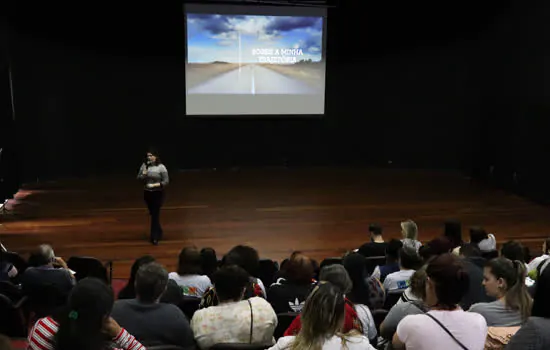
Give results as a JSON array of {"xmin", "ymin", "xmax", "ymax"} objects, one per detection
[{"xmin": 111, "ymin": 262, "xmax": 196, "ymax": 349}]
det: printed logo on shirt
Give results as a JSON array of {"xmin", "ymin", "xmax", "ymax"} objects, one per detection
[
  {"xmin": 396, "ymin": 280, "xmax": 410, "ymax": 290},
  {"xmin": 289, "ymin": 298, "xmax": 305, "ymax": 312},
  {"xmin": 181, "ymin": 285, "xmax": 199, "ymax": 296}
]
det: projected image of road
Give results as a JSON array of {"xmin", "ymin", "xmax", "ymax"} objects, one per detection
[{"xmin": 185, "ymin": 8, "xmax": 326, "ymax": 115}]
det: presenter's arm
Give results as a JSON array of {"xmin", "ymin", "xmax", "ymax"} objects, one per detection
[
  {"xmin": 159, "ymin": 165, "xmax": 169, "ymax": 187},
  {"xmin": 137, "ymin": 163, "xmax": 147, "ymax": 180}
]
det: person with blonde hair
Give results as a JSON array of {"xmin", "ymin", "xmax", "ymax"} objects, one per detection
[
  {"xmin": 401, "ymin": 220, "xmax": 422, "ymax": 252},
  {"xmin": 269, "ymin": 282, "xmax": 375, "ymax": 350}
]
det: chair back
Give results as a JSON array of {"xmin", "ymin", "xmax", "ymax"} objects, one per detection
[
  {"xmin": 383, "ymin": 291, "xmax": 404, "ymax": 310},
  {"xmin": 3, "ymin": 251, "xmax": 28, "ymax": 275},
  {"xmin": 67, "ymin": 256, "xmax": 110, "ymax": 283},
  {"xmin": 178, "ymin": 296, "xmax": 201, "ymax": 320},
  {"xmin": 274, "ymin": 312, "xmax": 298, "ymax": 339}
]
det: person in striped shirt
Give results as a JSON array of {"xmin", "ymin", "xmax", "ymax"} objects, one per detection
[{"xmin": 27, "ymin": 278, "xmax": 145, "ymax": 350}]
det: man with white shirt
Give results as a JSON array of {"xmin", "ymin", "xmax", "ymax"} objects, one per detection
[{"xmin": 384, "ymin": 246, "xmax": 421, "ymax": 292}]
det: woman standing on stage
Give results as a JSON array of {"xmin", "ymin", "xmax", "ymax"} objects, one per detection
[{"xmin": 137, "ymin": 150, "xmax": 169, "ymax": 245}]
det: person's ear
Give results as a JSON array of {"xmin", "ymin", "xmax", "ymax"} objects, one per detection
[{"xmin": 497, "ymin": 277, "xmax": 506, "ymax": 290}]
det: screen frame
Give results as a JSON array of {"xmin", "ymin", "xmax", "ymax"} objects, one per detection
[{"xmin": 183, "ymin": 3, "xmax": 328, "ymax": 118}]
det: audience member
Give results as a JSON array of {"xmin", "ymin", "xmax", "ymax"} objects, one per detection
[
  {"xmin": 357, "ymin": 224, "xmax": 388, "ymax": 258},
  {"xmin": 343, "ymin": 253, "xmax": 379, "ymax": 342},
  {"xmin": 169, "ymin": 247, "xmax": 212, "ymax": 297},
  {"xmin": 527, "ymin": 237, "xmax": 550, "ymax": 274},
  {"xmin": 501, "ymin": 240, "xmax": 527, "ymax": 265},
  {"xmin": 383, "ymin": 246, "xmax": 421, "ymax": 292},
  {"xmin": 284, "ymin": 264, "xmax": 365, "ymax": 337},
  {"xmin": 111, "ymin": 262, "xmax": 195, "ymax": 349},
  {"xmin": 470, "ymin": 226, "xmax": 497, "ymax": 256},
  {"xmin": 443, "ymin": 220, "xmax": 463, "ymax": 250},
  {"xmin": 267, "ymin": 253, "xmax": 315, "ymax": 314},
  {"xmin": 22, "ymin": 244, "xmax": 75, "ymax": 317},
  {"xmin": 392, "ymin": 254, "xmax": 487, "ymax": 350},
  {"xmin": 380, "ymin": 266, "xmax": 428, "ymax": 343},
  {"xmin": 418, "ymin": 236, "xmax": 453, "ymax": 261},
  {"xmin": 200, "ymin": 247, "xmax": 218, "ymax": 278},
  {"xmin": 200, "ymin": 245, "xmax": 266, "ymax": 308},
  {"xmin": 458, "ymin": 243, "xmax": 494, "ymax": 310},
  {"xmin": 118, "ymin": 255, "xmax": 155, "ymax": 300},
  {"xmin": 372, "ymin": 239, "xmax": 403, "ymax": 282},
  {"xmin": 191, "ymin": 265, "xmax": 277, "ymax": 349},
  {"xmin": 401, "ymin": 220, "xmax": 422, "ymax": 252},
  {"xmin": 269, "ymin": 282, "xmax": 375, "ymax": 350},
  {"xmin": 343, "ymin": 252, "xmax": 384, "ymax": 310},
  {"xmin": 469, "ymin": 257, "xmax": 532, "ymax": 326},
  {"xmin": 507, "ymin": 265, "xmax": 550, "ymax": 349},
  {"xmin": 27, "ymin": 278, "xmax": 144, "ymax": 350}
]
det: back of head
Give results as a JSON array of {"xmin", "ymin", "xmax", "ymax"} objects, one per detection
[
  {"xmin": 343, "ymin": 253, "xmax": 370, "ymax": 305},
  {"xmin": 129, "ymin": 256, "xmax": 155, "ymax": 283},
  {"xmin": 292, "ymin": 282, "xmax": 346, "ymax": 350},
  {"xmin": 409, "ymin": 265, "xmax": 428, "ymax": 300},
  {"xmin": 178, "ymin": 247, "xmax": 203, "ymax": 275},
  {"xmin": 28, "ymin": 244, "xmax": 55, "ymax": 267},
  {"xmin": 0, "ymin": 334, "xmax": 12, "ymax": 350},
  {"xmin": 369, "ymin": 224, "xmax": 382, "ymax": 236},
  {"xmin": 212, "ymin": 265, "xmax": 250, "ymax": 302},
  {"xmin": 135, "ymin": 262, "xmax": 169, "ymax": 303},
  {"xmin": 399, "ymin": 246, "xmax": 422, "ymax": 270},
  {"xmin": 420, "ymin": 237, "xmax": 453, "ymax": 261},
  {"xmin": 224, "ymin": 245, "xmax": 260, "ymax": 277},
  {"xmin": 200, "ymin": 247, "xmax": 218, "ymax": 276},
  {"xmin": 532, "ymin": 265, "xmax": 550, "ymax": 318},
  {"xmin": 501, "ymin": 241, "xmax": 525, "ymax": 263},
  {"xmin": 386, "ymin": 239, "xmax": 404, "ymax": 261},
  {"xmin": 401, "ymin": 220, "xmax": 418, "ymax": 240},
  {"xmin": 285, "ymin": 254, "xmax": 314, "ymax": 285},
  {"xmin": 318, "ymin": 264, "xmax": 352, "ymax": 294},
  {"xmin": 426, "ymin": 253, "xmax": 469, "ymax": 309},
  {"xmin": 485, "ymin": 257, "xmax": 532, "ymax": 320},
  {"xmin": 460, "ymin": 243, "xmax": 482, "ymax": 258},
  {"xmin": 55, "ymin": 278, "xmax": 114, "ymax": 350},
  {"xmin": 444, "ymin": 220, "xmax": 463, "ymax": 248},
  {"xmin": 470, "ymin": 227, "xmax": 488, "ymax": 244}
]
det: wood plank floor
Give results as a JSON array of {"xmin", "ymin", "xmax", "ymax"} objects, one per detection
[{"xmin": 1, "ymin": 167, "xmax": 549, "ymax": 278}]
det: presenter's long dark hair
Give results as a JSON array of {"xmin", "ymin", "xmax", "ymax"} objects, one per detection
[
  {"xmin": 146, "ymin": 148, "xmax": 162, "ymax": 166},
  {"xmin": 54, "ymin": 278, "xmax": 114, "ymax": 350}
]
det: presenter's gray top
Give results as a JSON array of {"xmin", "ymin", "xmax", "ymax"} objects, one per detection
[{"xmin": 137, "ymin": 163, "xmax": 169, "ymax": 191}]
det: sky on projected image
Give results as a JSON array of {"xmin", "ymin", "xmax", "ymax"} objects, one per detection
[{"xmin": 187, "ymin": 14, "xmax": 324, "ymax": 64}]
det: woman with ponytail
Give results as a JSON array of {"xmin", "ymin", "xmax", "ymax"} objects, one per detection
[
  {"xmin": 469, "ymin": 257, "xmax": 532, "ymax": 327},
  {"xmin": 27, "ymin": 278, "xmax": 144, "ymax": 350}
]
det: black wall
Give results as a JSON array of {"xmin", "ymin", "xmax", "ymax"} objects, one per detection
[{"xmin": 5, "ymin": 0, "xmax": 547, "ymax": 200}]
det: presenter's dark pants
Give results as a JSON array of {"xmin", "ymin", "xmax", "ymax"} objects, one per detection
[{"xmin": 144, "ymin": 190, "xmax": 164, "ymax": 243}]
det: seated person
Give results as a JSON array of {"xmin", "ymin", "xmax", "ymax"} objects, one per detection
[
  {"xmin": 393, "ymin": 254, "xmax": 487, "ymax": 350},
  {"xmin": 169, "ymin": 247, "xmax": 212, "ymax": 297},
  {"xmin": 27, "ymin": 277, "xmax": 145, "ymax": 350},
  {"xmin": 400, "ymin": 219, "xmax": 422, "ymax": 252},
  {"xmin": 269, "ymin": 282, "xmax": 375, "ymax": 350},
  {"xmin": 469, "ymin": 257, "xmax": 532, "ymax": 327},
  {"xmin": 200, "ymin": 245, "xmax": 266, "ymax": 308},
  {"xmin": 21, "ymin": 244, "xmax": 75, "ymax": 316},
  {"xmin": 191, "ymin": 265, "xmax": 277, "ymax": 349},
  {"xmin": 527, "ymin": 238, "xmax": 550, "ymax": 274},
  {"xmin": 458, "ymin": 243, "xmax": 494, "ymax": 310},
  {"xmin": 111, "ymin": 262, "xmax": 195, "ymax": 349},
  {"xmin": 372, "ymin": 239, "xmax": 403, "ymax": 282},
  {"xmin": 357, "ymin": 224, "xmax": 388, "ymax": 258},
  {"xmin": 267, "ymin": 253, "xmax": 315, "ymax": 314},
  {"xmin": 284, "ymin": 264, "xmax": 368, "ymax": 337},
  {"xmin": 384, "ymin": 246, "xmax": 421, "ymax": 292}
]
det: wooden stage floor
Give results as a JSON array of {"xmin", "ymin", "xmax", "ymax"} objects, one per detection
[{"xmin": 1, "ymin": 167, "xmax": 549, "ymax": 278}]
